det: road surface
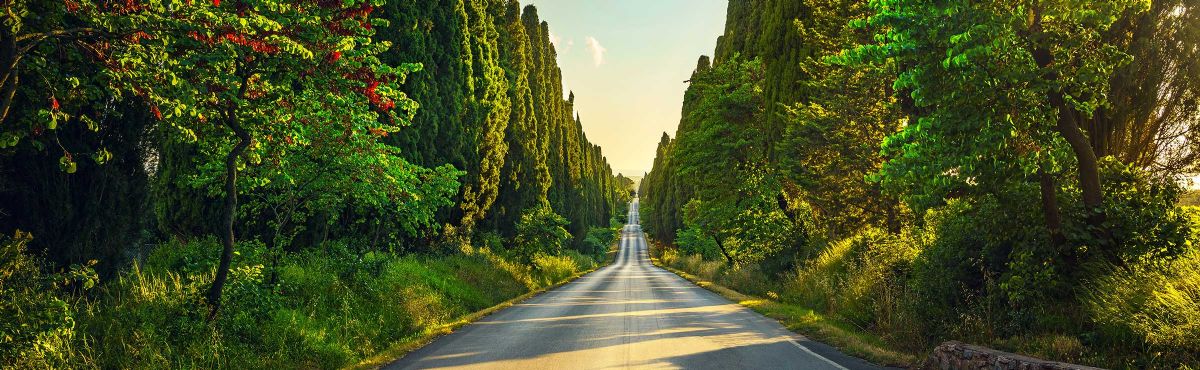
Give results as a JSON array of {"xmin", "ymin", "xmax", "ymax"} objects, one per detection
[{"xmin": 387, "ymin": 200, "xmax": 885, "ymax": 370}]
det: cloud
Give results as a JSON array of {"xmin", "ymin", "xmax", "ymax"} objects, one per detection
[
  {"xmin": 548, "ymin": 32, "xmax": 574, "ymax": 55},
  {"xmin": 585, "ymin": 36, "xmax": 607, "ymax": 67}
]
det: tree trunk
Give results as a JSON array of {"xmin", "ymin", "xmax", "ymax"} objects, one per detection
[
  {"xmin": 1038, "ymin": 169, "xmax": 1066, "ymax": 247},
  {"xmin": 1048, "ymin": 91, "xmax": 1105, "ymax": 225},
  {"xmin": 886, "ymin": 197, "xmax": 901, "ymax": 234},
  {"xmin": 206, "ymin": 98, "xmax": 252, "ymax": 321},
  {"xmin": 0, "ymin": 73, "xmax": 18, "ymax": 124},
  {"xmin": 712, "ymin": 234, "xmax": 733, "ymax": 265},
  {"xmin": 1028, "ymin": 18, "xmax": 1107, "ymax": 235},
  {"xmin": 0, "ymin": 28, "xmax": 18, "ymax": 125}
]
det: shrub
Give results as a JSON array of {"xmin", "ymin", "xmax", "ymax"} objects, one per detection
[
  {"xmin": 0, "ymin": 231, "xmax": 96, "ymax": 368},
  {"xmin": 675, "ymin": 227, "xmax": 722, "ymax": 261},
  {"xmin": 1082, "ymin": 159, "xmax": 1195, "ymax": 266},
  {"xmin": 579, "ymin": 227, "xmax": 618, "ymax": 257},
  {"xmin": 716, "ymin": 263, "xmax": 773, "ymax": 297},
  {"xmin": 532, "ymin": 252, "xmax": 586, "ymax": 287},
  {"xmin": 512, "ymin": 206, "xmax": 572, "ymax": 264},
  {"xmin": 908, "ymin": 195, "xmax": 1054, "ymax": 339}
]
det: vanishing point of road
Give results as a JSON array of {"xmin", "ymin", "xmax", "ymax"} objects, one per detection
[{"xmin": 387, "ymin": 200, "xmax": 886, "ymax": 370}]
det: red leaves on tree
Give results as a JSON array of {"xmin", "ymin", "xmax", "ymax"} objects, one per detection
[
  {"xmin": 150, "ymin": 105, "xmax": 162, "ymax": 120},
  {"xmin": 364, "ymin": 81, "xmax": 381, "ymax": 105},
  {"xmin": 64, "ymin": 0, "xmax": 80, "ymax": 12},
  {"xmin": 362, "ymin": 80, "xmax": 395, "ymax": 111},
  {"xmin": 368, "ymin": 127, "xmax": 387, "ymax": 137},
  {"xmin": 328, "ymin": 51, "xmax": 342, "ymax": 63},
  {"xmin": 212, "ymin": 0, "xmax": 220, "ymax": 6},
  {"xmin": 221, "ymin": 33, "xmax": 280, "ymax": 54},
  {"xmin": 188, "ymin": 30, "xmax": 279, "ymax": 54},
  {"xmin": 188, "ymin": 31, "xmax": 216, "ymax": 44},
  {"xmin": 50, "ymin": 97, "xmax": 60, "ymax": 111},
  {"xmin": 126, "ymin": 31, "xmax": 153, "ymax": 43}
]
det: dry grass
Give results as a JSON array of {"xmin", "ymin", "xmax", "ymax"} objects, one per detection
[{"xmin": 650, "ymin": 254, "xmax": 918, "ymax": 367}]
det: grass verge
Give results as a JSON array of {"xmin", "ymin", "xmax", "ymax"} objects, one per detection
[
  {"xmin": 349, "ymin": 241, "xmax": 620, "ymax": 370},
  {"xmin": 650, "ymin": 257, "xmax": 918, "ymax": 368}
]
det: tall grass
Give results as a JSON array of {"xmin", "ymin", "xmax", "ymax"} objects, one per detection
[
  {"xmin": 656, "ymin": 245, "xmax": 775, "ymax": 297},
  {"xmin": 2, "ymin": 237, "xmax": 598, "ymax": 369},
  {"xmin": 1085, "ymin": 249, "xmax": 1200, "ymax": 366},
  {"xmin": 782, "ymin": 227, "xmax": 925, "ymax": 351}
]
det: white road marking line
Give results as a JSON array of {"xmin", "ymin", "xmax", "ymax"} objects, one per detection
[{"xmin": 788, "ymin": 339, "xmax": 850, "ymax": 370}]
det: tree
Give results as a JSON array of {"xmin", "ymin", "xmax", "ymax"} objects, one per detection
[
  {"xmin": 125, "ymin": 0, "xmax": 457, "ymax": 318},
  {"xmin": 778, "ymin": 0, "xmax": 904, "ymax": 236},
  {"xmin": 512, "ymin": 205, "xmax": 570, "ymax": 264},
  {"xmin": 670, "ymin": 57, "xmax": 796, "ymax": 265},
  {"xmin": 1091, "ymin": 0, "xmax": 1200, "ymax": 174},
  {"xmin": 843, "ymin": 0, "xmax": 1148, "ymax": 248},
  {"xmin": 487, "ymin": 0, "xmax": 551, "ymax": 235}
]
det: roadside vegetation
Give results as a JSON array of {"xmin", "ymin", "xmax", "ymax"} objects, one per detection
[
  {"xmin": 640, "ymin": 0, "xmax": 1200, "ymax": 368},
  {"xmin": 3, "ymin": 227, "xmax": 619, "ymax": 369},
  {"xmin": 0, "ymin": 0, "xmax": 635, "ymax": 369}
]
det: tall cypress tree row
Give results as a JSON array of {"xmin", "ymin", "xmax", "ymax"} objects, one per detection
[
  {"xmin": 380, "ymin": 2, "xmax": 626, "ymax": 240},
  {"xmin": 486, "ymin": 0, "xmax": 550, "ymax": 235},
  {"xmin": 641, "ymin": 0, "xmax": 902, "ymax": 267},
  {"xmin": 456, "ymin": 0, "xmax": 512, "ymax": 228}
]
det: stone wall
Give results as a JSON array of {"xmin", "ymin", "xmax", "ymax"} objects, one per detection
[{"xmin": 925, "ymin": 341, "xmax": 1106, "ymax": 370}]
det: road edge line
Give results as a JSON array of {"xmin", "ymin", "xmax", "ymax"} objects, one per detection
[
  {"xmin": 348, "ymin": 241, "xmax": 621, "ymax": 370},
  {"xmin": 788, "ymin": 339, "xmax": 851, "ymax": 370},
  {"xmin": 649, "ymin": 255, "xmax": 916, "ymax": 368}
]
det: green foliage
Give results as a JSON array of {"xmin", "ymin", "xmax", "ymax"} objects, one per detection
[
  {"xmin": 649, "ymin": 56, "xmax": 800, "ymax": 267},
  {"xmin": 63, "ymin": 236, "xmax": 594, "ymax": 369},
  {"xmin": 674, "ymin": 228, "xmax": 721, "ymax": 262},
  {"xmin": 0, "ymin": 231, "xmax": 96, "ymax": 368},
  {"xmin": 906, "ymin": 197, "xmax": 1055, "ymax": 338},
  {"xmin": 579, "ymin": 226, "xmax": 617, "ymax": 257},
  {"xmin": 511, "ymin": 205, "xmax": 571, "ymax": 264},
  {"xmin": 1082, "ymin": 159, "xmax": 1195, "ymax": 265},
  {"xmin": 841, "ymin": 0, "xmax": 1145, "ymax": 215},
  {"xmin": 531, "ymin": 251, "xmax": 593, "ymax": 287},
  {"xmin": 384, "ymin": 1, "xmax": 626, "ymax": 237},
  {"xmin": 641, "ymin": 0, "xmax": 1200, "ymax": 367}
]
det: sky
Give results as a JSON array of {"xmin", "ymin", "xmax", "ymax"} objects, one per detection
[{"xmin": 518, "ymin": 0, "xmax": 729, "ymax": 176}]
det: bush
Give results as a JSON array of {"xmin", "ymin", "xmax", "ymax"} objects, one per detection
[
  {"xmin": 908, "ymin": 195, "xmax": 1055, "ymax": 339},
  {"xmin": 0, "ymin": 231, "xmax": 96, "ymax": 368},
  {"xmin": 1083, "ymin": 159, "xmax": 1195, "ymax": 266},
  {"xmin": 512, "ymin": 206, "xmax": 572, "ymax": 264},
  {"xmin": 675, "ymin": 227, "xmax": 722, "ymax": 261},
  {"xmin": 532, "ymin": 251, "xmax": 593, "ymax": 287},
  {"xmin": 578, "ymin": 227, "xmax": 618, "ymax": 257}
]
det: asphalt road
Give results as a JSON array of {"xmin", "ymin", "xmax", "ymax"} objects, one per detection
[{"xmin": 386, "ymin": 200, "xmax": 885, "ymax": 370}]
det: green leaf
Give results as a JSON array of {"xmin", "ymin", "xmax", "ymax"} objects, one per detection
[{"xmin": 59, "ymin": 155, "xmax": 77, "ymax": 174}]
